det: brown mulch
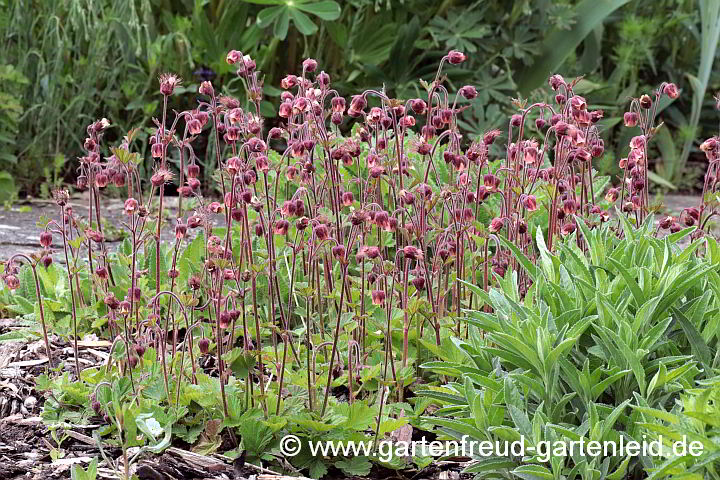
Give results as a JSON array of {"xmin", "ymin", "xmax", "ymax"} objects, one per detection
[{"xmin": 0, "ymin": 319, "xmax": 270, "ymax": 480}]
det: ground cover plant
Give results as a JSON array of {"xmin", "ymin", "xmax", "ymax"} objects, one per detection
[{"xmin": 2, "ymin": 47, "xmax": 720, "ymax": 480}]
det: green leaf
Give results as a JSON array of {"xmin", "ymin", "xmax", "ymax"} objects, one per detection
[
  {"xmin": 335, "ymin": 456, "xmax": 372, "ymax": 476},
  {"xmin": 671, "ymin": 306, "xmax": 713, "ymax": 377},
  {"xmin": 517, "ymin": 0, "xmax": 631, "ymax": 94},
  {"xmin": 288, "ymin": 8, "xmax": 317, "ymax": 35},
  {"xmin": 295, "ymin": 1, "xmax": 341, "ymax": 20}
]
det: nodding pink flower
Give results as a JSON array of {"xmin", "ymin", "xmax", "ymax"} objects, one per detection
[
  {"xmin": 522, "ymin": 195, "xmax": 537, "ymax": 211},
  {"xmin": 224, "ymin": 192, "xmax": 236, "ymax": 209},
  {"xmin": 401, "ymin": 115, "xmax": 415, "ymax": 127},
  {"xmin": 281, "ymin": 201, "xmax": 297, "ymax": 217},
  {"xmin": 433, "ymin": 108, "xmax": 453, "ymax": 124},
  {"xmin": 447, "ymin": 50, "xmax": 467, "ymax": 64},
  {"xmin": 255, "ymin": 154, "xmax": 269, "ymax": 173},
  {"xmin": 273, "ymin": 220, "xmax": 290, "ymax": 235},
  {"xmin": 357, "ymin": 245, "xmax": 381, "ymax": 261},
  {"xmin": 241, "ymin": 54, "xmax": 256, "ymax": 72},
  {"xmin": 86, "ymin": 228, "xmax": 105, "ymax": 243},
  {"xmin": 411, "ymin": 276, "xmax": 426, "ymax": 291},
  {"xmin": 573, "ymin": 109, "xmax": 591, "ymax": 126},
  {"xmin": 368, "ymin": 107, "xmax": 383, "ymax": 123},
  {"xmin": 348, "ymin": 95, "xmax": 366, "ymax": 117},
  {"xmin": 41, "ymin": 255, "xmax": 53, "ymax": 268},
  {"xmin": 95, "ymin": 171, "xmax": 109, "ymax": 188},
  {"xmin": 302, "ymin": 58, "xmax": 318, "ymax": 72},
  {"xmin": 403, "ymin": 245, "xmax": 423, "ymax": 261},
  {"xmin": 371, "ymin": 290, "xmax": 386, "ymax": 306},
  {"xmin": 410, "ymin": 98, "xmax": 427, "ymax": 115},
  {"xmin": 569, "ymin": 95, "xmax": 587, "ymax": 111},
  {"xmin": 341, "ymin": 191, "xmax": 354, "ymax": 207},
  {"xmin": 416, "ymin": 183, "xmax": 433, "ymax": 200},
  {"xmin": 314, "ymin": 224, "xmax": 329, "ymax": 241},
  {"xmin": 452, "ymin": 155, "xmax": 468, "ymax": 172},
  {"xmin": 548, "ymin": 74, "xmax": 565, "ymax": 90},
  {"xmin": 151, "ymin": 141, "xmax": 164, "ymax": 159},
  {"xmin": 175, "ymin": 222, "xmax": 187, "ymax": 240},
  {"xmin": 575, "ymin": 149, "xmax": 592, "ymax": 163},
  {"xmin": 243, "ymin": 169, "xmax": 257, "ymax": 185},
  {"xmin": 247, "ymin": 137, "xmax": 267, "ymax": 153},
  {"xmin": 3, "ymin": 274, "xmax": 19, "ymax": 290},
  {"xmin": 219, "ymin": 312, "xmax": 231, "ymax": 329},
  {"xmin": 523, "ymin": 142, "xmax": 539, "ymax": 164},
  {"xmin": 226, "ymin": 50, "xmax": 242, "ymax": 64},
  {"xmin": 459, "ymin": 85, "xmax": 477, "ymax": 99},
  {"xmin": 535, "ymin": 117, "xmax": 546, "ymax": 129},
  {"xmin": 208, "ymin": 202, "xmax": 223, "ymax": 214},
  {"xmin": 563, "ymin": 198, "xmax": 577, "ymax": 215},
  {"xmin": 700, "ymin": 137, "xmax": 719, "ymax": 152},
  {"xmin": 373, "ymin": 211, "xmax": 390, "ymax": 230},
  {"xmin": 483, "ymin": 173, "xmax": 499, "ymax": 191},
  {"xmin": 489, "ymin": 217, "xmax": 504, "ymax": 233},
  {"xmin": 660, "ymin": 216, "xmax": 674, "ymax": 230},
  {"xmin": 254, "ymin": 222, "xmax": 265, "ymax": 237},
  {"xmin": 281, "ymin": 75, "xmax": 298, "ymax": 89},
  {"xmin": 92, "ymin": 118, "xmax": 110, "ymax": 132},
  {"xmin": 623, "ymin": 111, "xmax": 639, "ymax": 127},
  {"xmin": 278, "ymin": 101, "xmax": 292, "ymax": 118},
  {"xmin": 414, "ymin": 140, "xmax": 431, "ymax": 156},
  {"xmin": 188, "ymin": 215, "xmax": 202, "ymax": 229},
  {"xmin": 569, "ymin": 127, "xmax": 586, "ymax": 147},
  {"xmin": 332, "ymin": 245, "xmax": 346, "ymax": 262},
  {"xmin": 184, "ymin": 164, "xmax": 199, "ymax": 180},
  {"xmin": 317, "ymin": 71, "xmax": 330, "ymax": 87},
  {"xmin": 509, "ymin": 114, "xmax": 522, "ymax": 127},
  {"xmin": 629, "ymin": 135, "xmax": 646, "ymax": 150},
  {"xmin": 483, "ymin": 129, "xmax": 502, "ymax": 146},
  {"xmin": 159, "ymin": 73, "xmax": 181, "ymax": 96},
  {"xmin": 222, "ymin": 268, "xmax": 235, "ymax": 281},
  {"xmin": 188, "ymin": 118, "xmax": 203, "ymax": 135},
  {"xmin": 124, "ymin": 198, "xmax": 139, "ymax": 215},
  {"xmin": 104, "ymin": 293, "xmax": 119, "ymax": 309},
  {"xmin": 40, "ymin": 231, "xmax": 53, "ymax": 248},
  {"xmin": 118, "ymin": 300, "xmax": 131, "ymax": 315},
  {"xmin": 463, "ymin": 208, "xmax": 474, "ymax": 222},
  {"xmin": 554, "ymin": 121, "xmax": 569, "ymax": 136},
  {"xmin": 561, "ymin": 222, "xmax": 576, "ymax": 237},
  {"xmin": 639, "ymin": 94, "xmax": 652, "ymax": 109},
  {"xmin": 397, "ymin": 190, "xmax": 414, "ymax": 206},
  {"xmin": 591, "ymin": 140, "xmax": 605, "ymax": 157},
  {"xmin": 293, "ymin": 199, "xmax": 305, "ymax": 217},
  {"xmin": 331, "ymin": 96, "xmax": 346, "ymax": 113},
  {"xmin": 369, "ymin": 166, "xmax": 385, "ymax": 178},
  {"xmin": 555, "ymin": 94, "xmax": 566, "ymax": 105},
  {"xmin": 198, "ymin": 81, "xmax": 214, "ymax": 96},
  {"xmin": 605, "ymin": 187, "xmax": 619, "ymax": 203}
]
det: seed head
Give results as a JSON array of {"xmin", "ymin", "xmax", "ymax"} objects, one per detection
[{"xmin": 159, "ymin": 73, "xmax": 181, "ymax": 96}]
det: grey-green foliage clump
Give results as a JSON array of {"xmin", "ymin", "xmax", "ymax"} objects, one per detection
[{"xmin": 421, "ymin": 218, "xmax": 720, "ymax": 480}]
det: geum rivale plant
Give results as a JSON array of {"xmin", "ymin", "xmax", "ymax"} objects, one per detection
[{"xmin": 5, "ymin": 43, "xmax": 719, "ymax": 479}]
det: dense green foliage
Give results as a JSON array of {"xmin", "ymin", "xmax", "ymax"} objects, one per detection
[{"xmin": 2, "ymin": 0, "xmax": 720, "ymax": 194}]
